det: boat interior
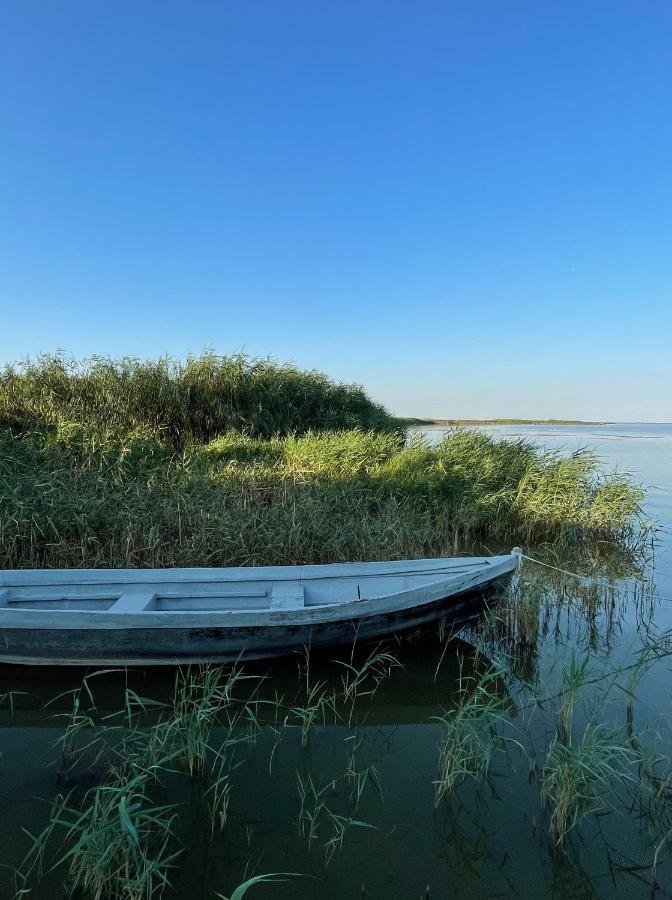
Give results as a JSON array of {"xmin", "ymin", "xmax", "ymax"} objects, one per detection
[{"xmin": 0, "ymin": 558, "xmax": 498, "ymax": 614}]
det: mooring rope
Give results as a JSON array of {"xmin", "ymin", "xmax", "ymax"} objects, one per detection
[
  {"xmin": 518, "ymin": 552, "xmax": 592, "ymax": 583},
  {"xmin": 518, "ymin": 551, "xmax": 672, "ymax": 603}
]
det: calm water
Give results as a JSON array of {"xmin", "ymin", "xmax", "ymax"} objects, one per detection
[{"xmin": 1, "ymin": 424, "xmax": 671, "ymax": 899}]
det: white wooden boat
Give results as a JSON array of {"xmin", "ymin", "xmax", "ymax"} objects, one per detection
[{"xmin": 0, "ymin": 551, "xmax": 521, "ymax": 666}]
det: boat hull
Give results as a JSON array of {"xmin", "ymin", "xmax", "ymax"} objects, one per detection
[
  {"xmin": 0, "ymin": 554, "xmax": 520, "ymax": 666},
  {"xmin": 0, "ymin": 575, "xmax": 512, "ymax": 666}
]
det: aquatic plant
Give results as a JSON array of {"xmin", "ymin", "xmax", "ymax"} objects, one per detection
[
  {"xmin": 344, "ymin": 734, "xmax": 383, "ymax": 809},
  {"xmin": 337, "ymin": 643, "xmax": 402, "ymax": 711},
  {"xmin": 0, "ymin": 689, "xmax": 26, "ymax": 723},
  {"xmin": 206, "ymin": 740, "xmax": 233, "ymax": 834},
  {"xmin": 216, "ymin": 872, "xmax": 304, "ymax": 899},
  {"xmin": 22, "ymin": 768, "xmax": 181, "ymax": 900},
  {"xmin": 433, "ymin": 664, "xmax": 521, "ymax": 804},
  {"xmin": 556, "ymin": 651, "xmax": 593, "ymax": 745},
  {"xmin": 286, "ymin": 678, "xmax": 338, "ymax": 748},
  {"xmin": 296, "ymin": 772, "xmax": 375, "ymax": 864},
  {"xmin": 10, "ymin": 627, "xmax": 672, "ymax": 897},
  {"xmin": 541, "ymin": 723, "xmax": 639, "ymax": 847},
  {"xmin": 154, "ymin": 665, "xmax": 252, "ymax": 776},
  {"xmin": 20, "ymin": 665, "xmax": 272, "ymax": 898}
]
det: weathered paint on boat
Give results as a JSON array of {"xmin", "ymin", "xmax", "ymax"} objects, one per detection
[{"xmin": 0, "ymin": 552, "xmax": 520, "ymax": 665}]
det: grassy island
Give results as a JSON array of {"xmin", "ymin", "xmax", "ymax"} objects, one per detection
[{"xmin": 0, "ymin": 353, "xmax": 644, "ymax": 570}]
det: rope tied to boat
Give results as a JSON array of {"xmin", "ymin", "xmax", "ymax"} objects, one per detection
[
  {"xmin": 517, "ymin": 551, "xmax": 593, "ymax": 584},
  {"xmin": 516, "ymin": 550, "xmax": 672, "ymax": 605}
]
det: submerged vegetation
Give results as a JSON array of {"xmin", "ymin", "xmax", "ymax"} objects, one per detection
[{"xmin": 0, "ymin": 353, "xmax": 646, "ymax": 569}]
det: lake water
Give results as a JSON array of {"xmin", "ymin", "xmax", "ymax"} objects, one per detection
[{"xmin": 1, "ymin": 423, "xmax": 671, "ymax": 899}]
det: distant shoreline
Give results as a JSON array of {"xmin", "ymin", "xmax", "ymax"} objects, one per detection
[{"xmin": 396, "ymin": 417, "xmax": 612, "ymax": 427}]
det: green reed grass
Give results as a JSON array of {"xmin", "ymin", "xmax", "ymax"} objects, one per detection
[
  {"xmin": 433, "ymin": 663, "xmax": 521, "ymax": 805},
  {"xmin": 155, "ymin": 666, "xmax": 253, "ymax": 775},
  {"xmin": 22, "ymin": 768, "xmax": 181, "ymax": 900},
  {"xmin": 0, "ymin": 352, "xmax": 394, "ymax": 443},
  {"xmin": 14, "ymin": 630, "xmax": 672, "ymax": 897},
  {"xmin": 286, "ymin": 679, "xmax": 338, "ymax": 748},
  {"xmin": 296, "ymin": 772, "xmax": 375, "ymax": 864},
  {"xmin": 0, "ymin": 690, "xmax": 26, "ymax": 724},
  {"xmin": 21, "ymin": 665, "xmax": 268, "ymax": 899},
  {"xmin": 344, "ymin": 734, "xmax": 383, "ymax": 809},
  {"xmin": 216, "ymin": 872, "xmax": 304, "ymax": 899},
  {"xmin": 541, "ymin": 723, "xmax": 639, "ymax": 847},
  {"xmin": 0, "ymin": 415, "xmax": 646, "ymax": 570},
  {"xmin": 337, "ymin": 644, "xmax": 402, "ymax": 709}
]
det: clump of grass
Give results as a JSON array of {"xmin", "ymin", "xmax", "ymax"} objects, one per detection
[
  {"xmin": 22, "ymin": 764, "xmax": 181, "ymax": 900},
  {"xmin": 0, "ymin": 689, "xmax": 26, "ymax": 723},
  {"xmin": 433, "ymin": 664, "xmax": 520, "ymax": 805},
  {"xmin": 20, "ymin": 665, "xmax": 268, "ymax": 898},
  {"xmin": 541, "ymin": 723, "xmax": 639, "ymax": 846},
  {"xmin": 155, "ymin": 665, "xmax": 253, "ymax": 775},
  {"xmin": 286, "ymin": 679, "xmax": 338, "ymax": 748},
  {"xmin": 337, "ymin": 644, "xmax": 402, "ymax": 710},
  {"xmin": 296, "ymin": 772, "xmax": 375, "ymax": 864},
  {"xmin": 344, "ymin": 734, "xmax": 383, "ymax": 808},
  {"xmin": 555, "ymin": 652, "xmax": 593, "ymax": 745}
]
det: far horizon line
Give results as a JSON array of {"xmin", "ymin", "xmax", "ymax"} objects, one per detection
[{"xmin": 395, "ymin": 417, "xmax": 672, "ymax": 426}]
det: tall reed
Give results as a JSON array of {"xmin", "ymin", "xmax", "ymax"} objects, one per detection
[{"xmin": 0, "ymin": 352, "xmax": 395, "ymax": 443}]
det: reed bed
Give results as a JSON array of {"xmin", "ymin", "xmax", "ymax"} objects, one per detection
[
  {"xmin": 0, "ymin": 351, "xmax": 646, "ymax": 570},
  {"xmin": 0, "ymin": 352, "xmax": 394, "ymax": 442},
  {"xmin": 0, "ymin": 422, "xmax": 645, "ymax": 571}
]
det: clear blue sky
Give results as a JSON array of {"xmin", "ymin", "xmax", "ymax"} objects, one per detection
[{"xmin": 1, "ymin": 1, "xmax": 670, "ymax": 420}]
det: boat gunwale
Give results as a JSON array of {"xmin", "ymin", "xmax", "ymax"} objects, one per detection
[
  {"xmin": 0, "ymin": 556, "xmax": 519, "ymax": 630},
  {"xmin": 0, "ymin": 555, "xmax": 504, "ymax": 588}
]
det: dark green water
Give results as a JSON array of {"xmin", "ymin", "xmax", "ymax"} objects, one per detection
[{"xmin": 1, "ymin": 423, "xmax": 671, "ymax": 899}]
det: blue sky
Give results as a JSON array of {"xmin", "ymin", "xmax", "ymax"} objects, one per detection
[{"xmin": 1, "ymin": 1, "xmax": 670, "ymax": 420}]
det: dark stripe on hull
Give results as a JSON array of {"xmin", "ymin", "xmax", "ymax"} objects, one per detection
[{"xmin": 0, "ymin": 576, "xmax": 511, "ymax": 666}]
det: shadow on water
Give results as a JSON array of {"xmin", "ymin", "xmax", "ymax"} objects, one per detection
[{"xmin": 0, "ymin": 643, "xmax": 508, "ymax": 733}]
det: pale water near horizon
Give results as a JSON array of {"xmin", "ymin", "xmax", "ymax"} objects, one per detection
[{"xmin": 1, "ymin": 423, "xmax": 671, "ymax": 898}]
